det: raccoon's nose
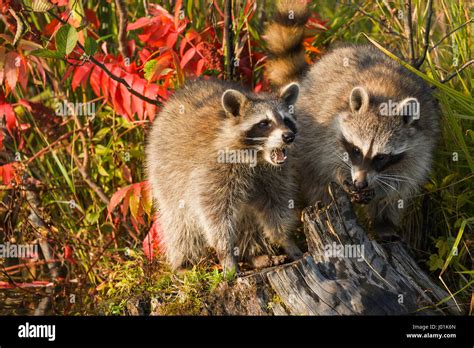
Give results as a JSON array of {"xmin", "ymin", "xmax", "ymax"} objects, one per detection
[
  {"xmin": 282, "ymin": 132, "xmax": 295, "ymax": 144},
  {"xmin": 354, "ymin": 179, "xmax": 368, "ymax": 190}
]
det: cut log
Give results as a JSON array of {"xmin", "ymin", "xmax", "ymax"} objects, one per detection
[{"xmin": 203, "ymin": 184, "xmax": 461, "ymax": 315}]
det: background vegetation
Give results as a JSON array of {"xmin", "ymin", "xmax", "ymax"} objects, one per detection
[{"xmin": 0, "ymin": 0, "xmax": 472, "ymax": 315}]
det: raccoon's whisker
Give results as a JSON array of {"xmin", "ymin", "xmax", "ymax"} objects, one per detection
[
  {"xmin": 376, "ymin": 179, "xmax": 390, "ymax": 196},
  {"xmin": 376, "ymin": 177, "xmax": 398, "ymax": 193},
  {"xmin": 245, "ymin": 137, "xmax": 267, "ymax": 141},
  {"xmin": 380, "ymin": 173, "xmax": 414, "ymax": 179},
  {"xmin": 379, "ymin": 174, "xmax": 417, "ymax": 185},
  {"xmin": 379, "ymin": 176, "xmax": 411, "ymax": 183},
  {"xmin": 375, "ymin": 179, "xmax": 392, "ymax": 196}
]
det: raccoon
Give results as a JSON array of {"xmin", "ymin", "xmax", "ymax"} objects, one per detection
[
  {"xmin": 146, "ymin": 79, "xmax": 302, "ymax": 273},
  {"xmin": 265, "ymin": 0, "xmax": 440, "ymax": 238}
]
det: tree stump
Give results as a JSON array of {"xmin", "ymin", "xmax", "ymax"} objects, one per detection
[{"xmin": 205, "ymin": 184, "xmax": 461, "ymax": 315}]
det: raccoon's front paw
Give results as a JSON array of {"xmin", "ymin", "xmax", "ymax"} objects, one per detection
[
  {"xmin": 250, "ymin": 254, "xmax": 287, "ymax": 269},
  {"xmin": 343, "ymin": 180, "xmax": 375, "ymax": 204}
]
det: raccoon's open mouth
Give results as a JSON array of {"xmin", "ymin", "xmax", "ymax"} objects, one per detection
[{"xmin": 270, "ymin": 147, "xmax": 288, "ymax": 165}]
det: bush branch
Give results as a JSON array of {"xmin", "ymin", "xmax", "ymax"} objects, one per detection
[
  {"xmin": 404, "ymin": 0, "xmax": 416, "ymax": 65},
  {"xmin": 223, "ymin": 0, "xmax": 234, "ymax": 80},
  {"xmin": 413, "ymin": 0, "xmax": 434, "ymax": 69},
  {"xmin": 441, "ymin": 59, "xmax": 474, "ymax": 83}
]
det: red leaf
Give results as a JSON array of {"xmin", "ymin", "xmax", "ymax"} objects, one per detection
[
  {"xmin": 85, "ymin": 9, "xmax": 100, "ymax": 29},
  {"xmin": 0, "ymin": 163, "xmax": 15, "ymax": 185},
  {"xmin": 121, "ymin": 186, "xmax": 132, "ymax": 217},
  {"xmin": 5, "ymin": 52, "xmax": 19, "ymax": 91},
  {"xmin": 196, "ymin": 58, "xmax": 206, "ymax": 76},
  {"xmin": 107, "ymin": 185, "xmax": 132, "ymax": 216},
  {"xmin": 119, "ymin": 80, "xmax": 133, "ymax": 120},
  {"xmin": 143, "ymin": 219, "xmax": 163, "ymax": 260},
  {"xmin": 90, "ymin": 66, "xmax": 102, "ymax": 97},
  {"xmin": 127, "ymin": 17, "xmax": 155, "ymax": 31},
  {"xmin": 50, "ymin": 0, "xmax": 68, "ymax": 6},
  {"xmin": 144, "ymin": 84, "xmax": 158, "ymax": 120},
  {"xmin": 0, "ymin": 102, "xmax": 16, "ymax": 132},
  {"xmin": 43, "ymin": 19, "xmax": 61, "ymax": 36},
  {"xmin": 72, "ymin": 62, "xmax": 93, "ymax": 91},
  {"xmin": 63, "ymin": 245, "xmax": 76, "ymax": 264},
  {"xmin": 101, "ymin": 64, "xmax": 113, "ymax": 103},
  {"xmin": 18, "ymin": 56, "xmax": 28, "ymax": 90},
  {"xmin": 166, "ymin": 31, "xmax": 178, "ymax": 48},
  {"xmin": 126, "ymin": 74, "xmax": 145, "ymax": 119},
  {"xmin": 122, "ymin": 164, "xmax": 133, "ymax": 183},
  {"xmin": 174, "ymin": 0, "xmax": 183, "ymax": 27},
  {"xmin": 180, "ymin": 47, "xmax": 196, "ymax": 68}
]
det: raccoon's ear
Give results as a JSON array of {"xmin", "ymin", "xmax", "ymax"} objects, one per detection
[
  {"xmin": 396, "ymin": 97, "xmax": 420, "ymax": 125},
  {"xmin": 221, "ymin": 89, "xmax": 247, "ymax": 117},
  {"xmin": 279, "ymin": 82, "xmax": 300, "ymax": 106},
  {"xmin": 349, "ymin": 86, "xmax": 369, "ymax": 114}
]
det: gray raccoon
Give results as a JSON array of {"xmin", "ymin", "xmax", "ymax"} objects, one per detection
[
  {"xmin": 265, "ymin": 0, "xmax": 440, "ymax": 238},
  {"xmin": 146, "ymin": 79, "xmax": 302, "ymax": 272}
]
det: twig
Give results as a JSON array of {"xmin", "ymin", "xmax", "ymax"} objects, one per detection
[
  {"xmin": 223, "ymin": 0, "xmax": 234, "ymax": 80},
  {"xmin": 430, "ymin": 18, "xmax": 473, "ymax": 52},
  {"xmin": 3, "ymin": 259, "xmax": 62, "ymax": 273},
  {"xmin": 67, "ymin": 148, "xmax": 110, "ymax": 205},
  {"xmin": 114, "ymin": 0, "xmax": 129, "ymax": 58},
  {"xmin": 25, "ymin": 187, "xmax": 61, "ymax": 279},
  {"xmin": 414, "ymin": 0, "xmax": 434, "ymax": 69},
  {"xmin": 405, "ymin": 0, "xmax": 416, "ymax": 65},
  {"xmin": 440, "ymin": 59, "xmax": 474, "ymax": 83},
  {"xmin": 25, "ymin": 128, "xmax": 86, "ymax": 165},
  {"xmin": 351, "ymin": 2, "xmax": 405, "ymax": 38}
]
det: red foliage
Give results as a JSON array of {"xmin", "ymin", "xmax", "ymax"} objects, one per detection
[{"xmin": 142, "ymin": 219, "xmax": 163, "ymax": 261}]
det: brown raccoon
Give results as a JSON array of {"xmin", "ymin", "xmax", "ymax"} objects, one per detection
[
  {"xmin": 146, "ymin": 79, "xmax": 302, "ymax": 273},
  {"xmin": 265, "ymin": 0, "xmax": 440, "ymax": 238}
]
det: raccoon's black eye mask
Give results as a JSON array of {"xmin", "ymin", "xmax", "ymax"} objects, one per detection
[{"xmin": 340, "ymin": 136, "xmax": 405, "ymax": 171}]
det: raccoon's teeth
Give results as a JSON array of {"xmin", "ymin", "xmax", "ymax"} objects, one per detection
[{"xmin": 271, "ymin": 148, "xmax": 287, "ymax": 164}]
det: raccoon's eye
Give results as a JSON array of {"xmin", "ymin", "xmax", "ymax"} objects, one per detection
[
  {"xmin": 373, "ymin": 154, "xmax": 388, "ymax": 163},
  {"xmin": 351, "ymin": 146, "xmax": 362, "ymax": 158},
  {"xmin": 258, "ymin": 120, "xmax": 271, "ymax": 129}
]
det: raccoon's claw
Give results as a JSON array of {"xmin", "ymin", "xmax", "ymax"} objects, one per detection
[{"xmin": 250, "ymin": 254, "xmax": 287, "ymax": 269}]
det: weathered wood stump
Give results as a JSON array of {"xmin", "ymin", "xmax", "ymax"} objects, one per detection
[{"xmin": 205, "ymin": 184, "xmax": 460, "ymax": 315}]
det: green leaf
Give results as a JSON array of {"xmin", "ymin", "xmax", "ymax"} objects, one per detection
[
  {"xmin": 31, "ymin": 0, "xmax": 54, "ymax": 12},
  {"xmin": 98, "ymin": 163, "xmax": 109, "ymax": 177},
  {"xmin": 93, "ymin": 127, "xmax": 111, "ymax": 142},
  {"xmin": 143, "ymin": 59, "xmax": 158, "ymax": 81},
  {"xmin": 28, "ymin": 49, "xmax": 63, "ymax": 59},
  {"xmin": 84, "ymin": 36, "xmax": 98, "ymax": 56},
  {"xmin": 86, "ymin": 211, "xmax": 100, "ymax": 224},
  {"xmin": 100, "ymin": 223, "xmax": 114, "ymax": 234},
  {"xmin": 56, "ymin": 24, "xmax": 78, "ymax": 55}
]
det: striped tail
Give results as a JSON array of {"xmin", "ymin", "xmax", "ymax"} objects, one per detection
[{"xmin": 265, "ymin": 0, "xmax": 310, "ymax": 87}]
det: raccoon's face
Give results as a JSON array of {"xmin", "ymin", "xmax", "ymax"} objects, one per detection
[
  {"xmin": 336, "ymin": 86, "xmax": 420, "ymax": 201},
  {"xmin": 221, "ymin": 82, "xmax": 299, "ymax": 166}
]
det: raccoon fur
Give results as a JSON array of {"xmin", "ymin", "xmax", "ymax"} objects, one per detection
[
  {"xmin": 265, "ymin": 0, "xmax": 440, "ymax": 238},
  {"xmin": 146, "ymin": 79, "xmax": 302, "ymax": 272}
]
